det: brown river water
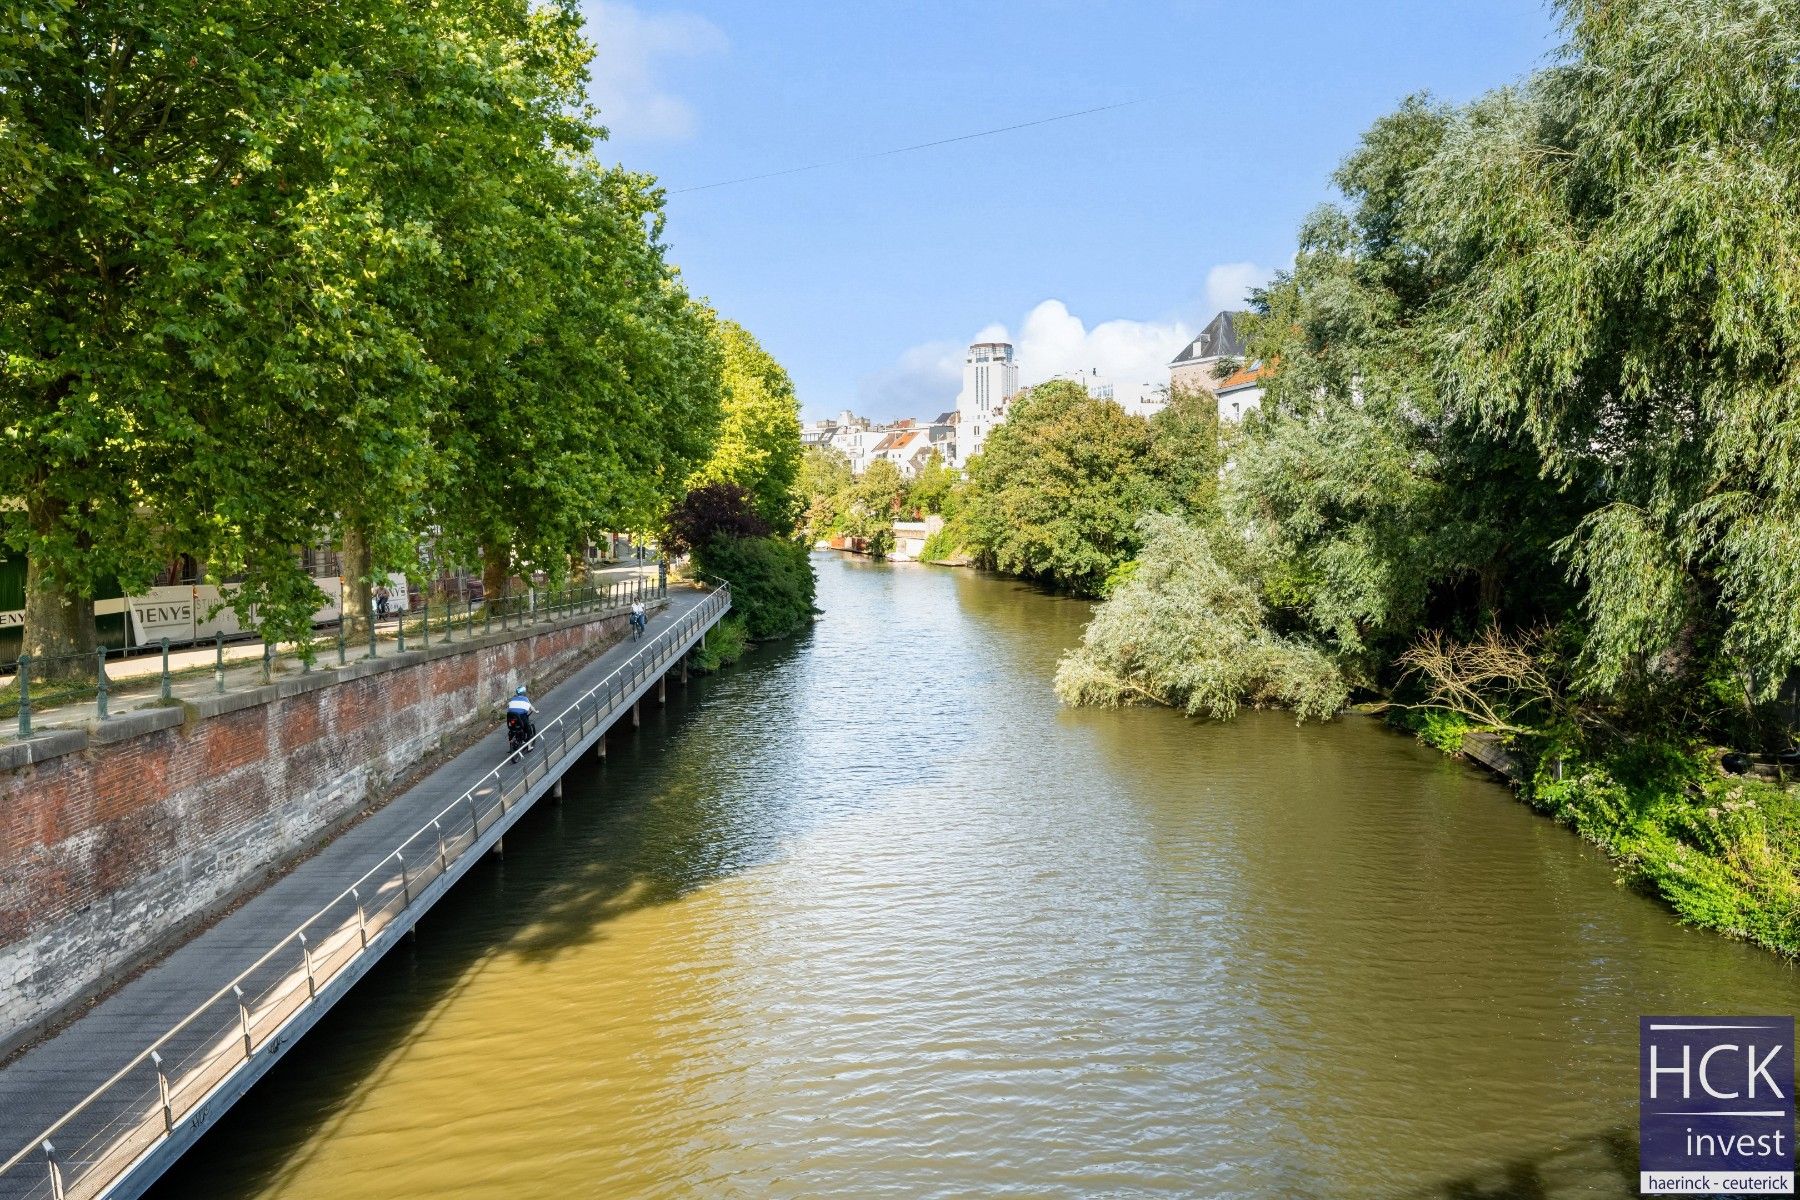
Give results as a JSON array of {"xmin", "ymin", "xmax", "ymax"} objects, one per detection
[{"xmin": 151, "ymin": 553, "xmax": 1797, "ymax": 1199}]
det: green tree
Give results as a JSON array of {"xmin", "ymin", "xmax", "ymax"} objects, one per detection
[
  {"xmin": 961, "ymin": 381, "xmax": 1167, "ymax": 595},
  {"xmin": 842, "ymin": 458, "xmax": 910, "ymax": 558},
  {"xmin": 1421, "ymin": 0, "xmax": 1800, "ymax": 699},
  {"xmin": 908, "ymin": 452, "xmax": 960, "ymax": 517},
  {"xmin": 690, "ymin": 318, "xmax": 802, "ymax": 534},
  {"xmin": 797, "ymin": 445, "xmax": 853, "ymax": 539},
  {"xmin": 1055, "ymin": 514, "xmax": 1347, "ymax": 721}
]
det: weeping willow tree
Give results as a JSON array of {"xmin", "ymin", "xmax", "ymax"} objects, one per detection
[{"xmin": 1425, "ymin": 0, "xmax": 1800, "ymax": 699}]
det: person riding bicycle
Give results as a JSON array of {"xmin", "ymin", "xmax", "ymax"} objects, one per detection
[
  {"xmin": 505, "ymin": 685, "xmax": 537, "ymax": 746},
  {"xmin": 630, "ymin": 599, "xmax": 646, "ymax": 636}
]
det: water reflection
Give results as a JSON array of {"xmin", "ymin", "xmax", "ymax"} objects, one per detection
[{"xmin": 155, "ymin": 555, "xmax": 1795, "ymax": 1199}]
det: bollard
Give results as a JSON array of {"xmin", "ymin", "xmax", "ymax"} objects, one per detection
[
  {"xmin": 95, "ymin": 648, "xmax": 109, "ymax": 720},
  {"xmin": 16, "ymin": 654, "xmax": 31, "ymax": 739},
  {"xmin": 160, "ymin": 637, "xmax": 172, "ymax": 700}
]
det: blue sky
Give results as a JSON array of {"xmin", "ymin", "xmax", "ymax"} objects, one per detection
[{"xmin": 578, "ymin": 1, "xmax": 1563, "ymax": 421}]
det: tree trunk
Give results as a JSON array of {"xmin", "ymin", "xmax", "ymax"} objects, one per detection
[
  {"xmin": 482, "ymin": 543, "xmax": 510, "ymax": 607},
  {"xmin": 341, "ymin": 523, "xmax": 374, "ymax": 642},
  {"xmin": 1477, "ymin": 564, "xmax": 1502, "ymax": 624},
  {"xmin": 22, "ymin": 496, "xmax": 96, "ymax": 681}
]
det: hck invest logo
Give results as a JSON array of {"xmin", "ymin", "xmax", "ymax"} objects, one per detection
[{"xmin": 1640, "ymin": 1016, "xmax": 1795, "ymax": 1195}]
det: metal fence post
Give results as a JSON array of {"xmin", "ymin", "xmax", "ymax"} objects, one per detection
[
  {"xmin": 484, "ymin": 597, "xmax": 492, "ymax": 636},
  {"xmin": 152, "ymin": 1050, "xmax": 173, "ymax": 1132},
  {"xmin": 298, "ymin": 932, "xmax": 316, "ymax": 1000},
  {"xmin": 160, "ymin": 638, "xmax": 172, "ymax": 700},
  {"xmin": 16, "ymin": 654, "xmax": 31, "ymax": 738},
  {"xmin": 261, "ymin": 639, "xmax": 273, "ymax": 685},
  {"xmin": 43, "ymin": 1140, "xmax": 64, "ymax": 1200},
  {"xmin": 95, "ymin": 648, "xmax": 109, "ymax": 720},
  {"xmin": 443, "ymin": 594, "xmax": 453, "ymax": 643},
  {"xmin": 367, "ymin": 598, "xmax": 378, "ymax": 660},
  {"xmin": 353, "ymin": 887, "xmax": 368, "ymax": 949},
  {"xmin": 397, "ymin": 612, "xmax": 406, "ymax": 654},
  {"xmin": 434, "ymin": 819, "xmax": 447, "ymax": 872},
  {"xmin": 234, "ymin": 985, "xmax": 252, "ymax": 1057},
  {"xmin": 398, "ymin": 851, "xmax": 411, "ymax": 905},
  {"xmin": 214, "ymin": 632, "xmax": 225, "ymax": 693},
  {"xmin": 337, "ymin": 620, "xmax": 346, "ymax": 666},
  {"xmin": 422, "ymin": 598, "xmax": 430, "ymax": 649}
]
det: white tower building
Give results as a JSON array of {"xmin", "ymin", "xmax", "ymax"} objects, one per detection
[{"xmin": 954, "ymin": 341, "xmax": 1019, "ymax": 466}]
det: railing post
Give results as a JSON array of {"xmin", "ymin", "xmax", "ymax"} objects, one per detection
[
  {"xmin": 353, "ymin": 886, "xmax": 368, "ymax": 949},
  {"xmin": 43, "ymin": 1140, "xmax": 64, "ymax": 1200},
  {"xmin": 501, "ymin": 585, "xmax": 509, "ymax": 632},
  {"xmin": 160, "ymin": 637, "xmax": 172, "ymax": 700},
  {"xmin": 152, "ymin": 1050, "xmax": 174, "ymax": 1132},
  {"xmin": 367, "ymin": 597, "xmax": 378, "ymax": 660},
  {"xmin": 397, "ymin": 610, "xmax": 406, "ymax": 653},
  {"xmin": 16, "ymin": 653, "xmax": 31, "ymax": 738},
  {"xmin": 95, "ymin": 648, "xmax": 109, "ymax": 720},
  {"xmin": 434, "ymin": 819, "xmax": 447, "ymax": 873},
  {"xmin": 484, "ymin": 596, "xmax": 492, "ymax": 636},
  {"xmin": 261, "ymin": 639, "xmax": 273, "ymax": 685},
  {"xmin": 398, "ymin": 851, "xmax": 411, "ymax": 905},
  {"xmin": 235, "ymin": 985, "xmax": 252, "ymax": 1057},
  {"xmin": 469, "ymin": 793, "xmax": 481, "ymax": 841},
  {"xmin": 298, "ymin": 932, "xmax": 316, "ymax": 1000},
  {"xmin": 443, "ymin": 594, "xmax": 454, "ymax": 643},
  {"xmin": 337, "ymin": 620, "xmax": 346, "ymax": 666},
  {"xmin": 422, "ymin": 598, "xmax": 430, "ymax": 649}
]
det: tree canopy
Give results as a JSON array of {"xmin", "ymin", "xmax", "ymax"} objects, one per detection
[{"xmin": 0, "ymin": 0, "xmax": 753, "ymax": 662}]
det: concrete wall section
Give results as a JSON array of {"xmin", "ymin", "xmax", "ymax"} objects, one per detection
[{"xmin": 0, "ymin": 609, "xmax": 632, "ymax": 1050}]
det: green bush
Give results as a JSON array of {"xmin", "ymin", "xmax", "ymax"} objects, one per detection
[
  {"xmin": 690, "ymin": 535, "xmax": 817, "ymax": 640},
  {"xmin": 692, "ymin": 613, "xmax": 749, "ymax": 671},
  {"xmin": 1054, "ymin": 513, "xmax": 1347, "ymax": 721}
]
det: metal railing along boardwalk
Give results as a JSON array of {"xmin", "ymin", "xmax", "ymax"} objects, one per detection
[{"xmin": 0, "ymin": 585, "xmax": 730, "ymax": 1200}]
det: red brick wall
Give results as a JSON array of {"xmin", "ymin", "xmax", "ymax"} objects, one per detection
[{"xmin": 0, "ymin": 612, "xmax": 626, "ymax": 1047}]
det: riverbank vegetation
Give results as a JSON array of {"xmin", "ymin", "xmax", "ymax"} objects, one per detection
[
  {"xmin": 934, "ymin": 0, "xmax": 1800, "ymax": 954},
  {"xmin": 0, "ymin": 0, "xmax": 795, "ymax": 668},
  {"xmin": 665, "ymin": 482, "xmax": 816, "ymax": 641}
]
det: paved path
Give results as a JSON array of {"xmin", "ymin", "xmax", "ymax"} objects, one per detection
[
  {"xmin": 3, "ymin": 565, "xmax": 661, "ymax": 742},
  {"xmin": 0, "ymin": 586, "xmax": 711, "ymax": 1198}
]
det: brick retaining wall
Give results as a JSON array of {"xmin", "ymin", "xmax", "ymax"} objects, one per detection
[{"xmin": 0, "ymin": 607, "xmax": 636, "ymax": 1052}]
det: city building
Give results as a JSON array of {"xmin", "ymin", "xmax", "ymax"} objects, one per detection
[
  {"xmin": 954, "ymin": 341, "xmax": 1019, "ymax": 467},
  {"xmin": 1167, "ymin": 311, "xmax": 1267, "ymax": 422},
  {"xmin": 1051, "ymin": 367, "xmax": 1114, "ymax": 402}
]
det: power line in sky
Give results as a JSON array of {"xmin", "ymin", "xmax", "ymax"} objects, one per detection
[{"xmin": 668, "ymin": 91, "xmax": 1188, "ymax": 195}]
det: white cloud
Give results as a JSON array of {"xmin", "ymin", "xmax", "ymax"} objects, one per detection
[
  {"xmin": 581, "ymin": 2, "xmax": 726, "ymax": 141},
  {"xmin": 1203, "ymin": 261, "xmax": 1275, "ymax": 319},
  {"xmin": 853, "ymin": 265, "xmax": 1277, "ymax": 420}
]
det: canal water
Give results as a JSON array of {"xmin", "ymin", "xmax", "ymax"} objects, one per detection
[{"xmin": 153, "ymin": 554, "xmax": 1796, "ymax": 1199}]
